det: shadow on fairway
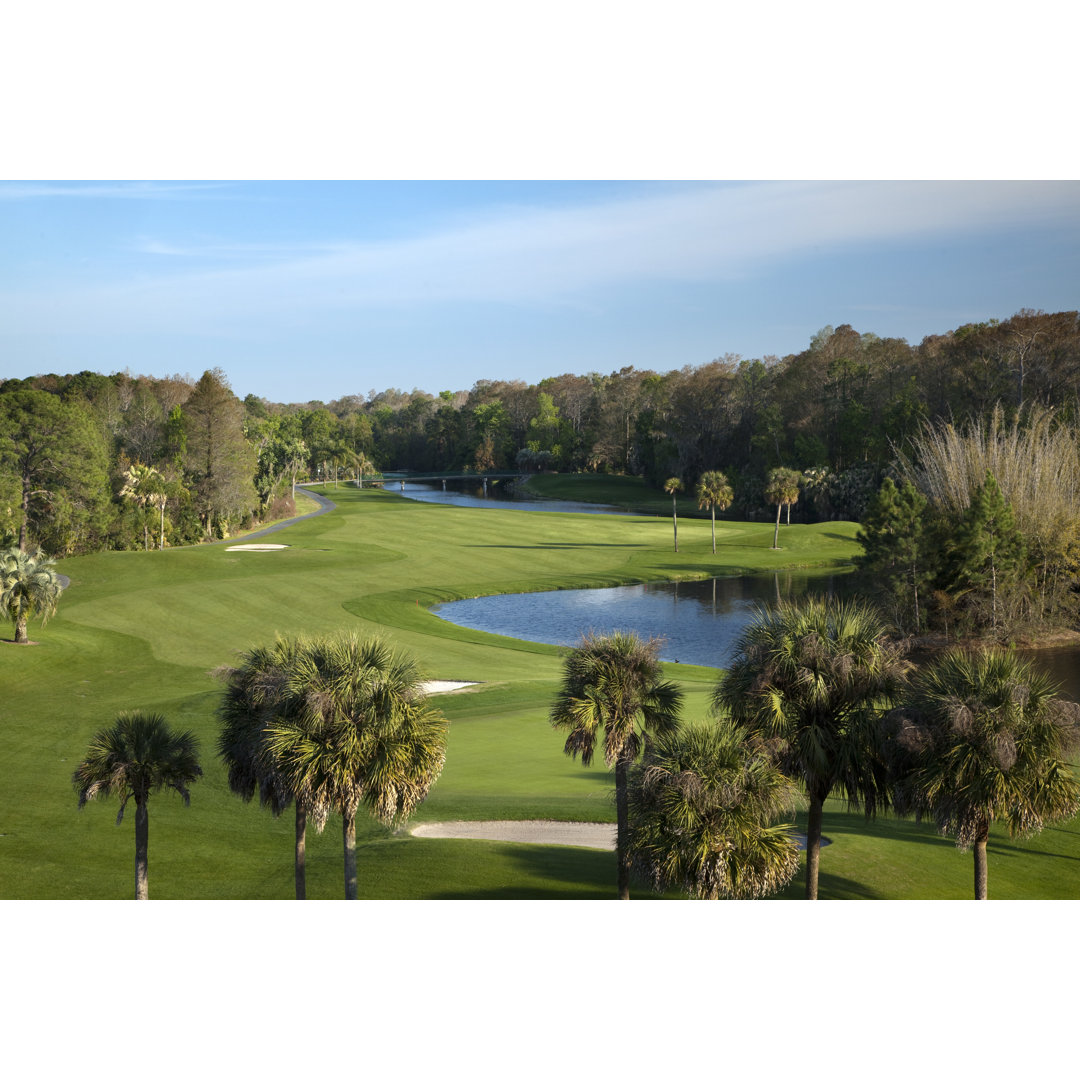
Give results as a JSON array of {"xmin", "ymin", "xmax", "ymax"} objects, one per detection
[
  {"xmin": 425, "ymin": 842, "xmax": 659, "ymax": 900},
  {"xmin": 467, "ymin": 542, "xmax": 645, "ymax": 550},
  {"xmin": 778, "ymin": 870, "xmax": 883, "ymax": 900}
]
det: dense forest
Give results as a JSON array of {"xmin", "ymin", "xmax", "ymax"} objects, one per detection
[{"xmin": 3, "ymin": 307, "xmax": 1080, "ymax": 640}]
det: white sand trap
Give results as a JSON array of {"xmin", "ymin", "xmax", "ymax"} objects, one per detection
[
  {"xmin": 412, "ymin": 820, "xmax": 819, "ymax": 853},
  {"xmin": 225, "ymin": 543, "xmax": 290, "ymax": 551},
  {"xmin": 411, "ymin": 820, "xmax": 616, "ymax": 850},
  {"xmin": 419, "ymin": 680, "xmax": 479, "ymax": 694}
]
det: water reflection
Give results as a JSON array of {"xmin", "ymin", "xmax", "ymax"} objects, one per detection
[
  {"xmin": 433, "ymin": 570, "xmax": 859, "ymax": 669},
  {"xmin": 434, "ymin": 572, "xmax": 1080, "ymax": 697}
]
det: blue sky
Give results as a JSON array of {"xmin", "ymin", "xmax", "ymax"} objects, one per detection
[{"xmin": 3, "ymin": 179, "xmax": 1079, "ymax": 404}]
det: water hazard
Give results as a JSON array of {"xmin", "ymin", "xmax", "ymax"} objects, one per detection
[
  {"xmin": 433, "ymin": 570, "xmax": 858, "ymax": 669},
  {"xmin": 416, "ymin": 480, "xmax": 1080, "ymax": 695}
]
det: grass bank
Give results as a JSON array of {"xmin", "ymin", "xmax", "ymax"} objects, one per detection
[{"xmin": 4, "ymin": 484, "xmax": 1077, "ymax": 899}]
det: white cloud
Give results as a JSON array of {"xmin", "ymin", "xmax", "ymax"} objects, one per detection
[
  {"xmin": 0, "ymin": 182, "xmax": 230, "ymax": 200},
  {"xmin": 3, "ymin": 181, "xmax": 1078, "ymax": 337}
]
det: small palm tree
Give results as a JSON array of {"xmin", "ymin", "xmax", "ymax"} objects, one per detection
[
  {"xmin": 713, "ymin": 598, "xmax": 909, "ymax": 899},
  {"xmin": 765, "ymin": 467, "xmax": 801, "ymax": 548},
  {"xmin": 120, "ymin": 462, "xmax": 160, "ymax": 550},
  {"xmin": 216, "ymin": 636, "xmax": 317, "ymax": 900},
  {"xmin": 886, "ymin": 648, "xmax": 1080, "ymax": 899},
  {"xmin": 550, "ymin": 631, "xmax": 683, "ymax": 899},
  {"xmin": 627, "ymin": 721, "xmax": 802, "ymax": 899},
  {"xmin": 0, "ymin": 546, "xmax": 62, "ymax": 644},
  {"xmin": 73, "ymin": 711, "xmax": 202, "ymax": 900},
  {"xmin": 663, "ymin": 477, "xmax": 683, "ymax": 552},
  {"xmin": 696, "ymin": 470, "xmax": 734, "ymax": 555},
  {"xmin": 263, "ymin": 634, "xmax": 448, "ymax": 900}
]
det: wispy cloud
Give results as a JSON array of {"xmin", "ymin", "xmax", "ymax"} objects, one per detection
[
  {"xmin": 3, "ymin": 181, "xmax": 1078, "ymax": 337},
  {"xmin": 0, "ymin": 181, "xmax": 230, "ymax": 200}
]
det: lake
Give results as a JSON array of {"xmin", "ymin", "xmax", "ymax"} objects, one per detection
[
  {"xmin": 415, "ymin": 480, "xmax": 1080, "ymax": 697},
  {"xmin": 433, "ymin": 570, "xmax": 1080, "ymax": 698},
  {"xmin": 433, "ymin": 569, "xmax": 859, "ymax": 669}
]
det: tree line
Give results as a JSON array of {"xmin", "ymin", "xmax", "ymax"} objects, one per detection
[{"xmin": 4, "ymin": 308, "xmax": 1079, "ymax": 555}]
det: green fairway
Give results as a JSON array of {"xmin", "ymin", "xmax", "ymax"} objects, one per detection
[{"xmin": 4, "ymin": 481, "xmax": 1077, "ymax": 899}]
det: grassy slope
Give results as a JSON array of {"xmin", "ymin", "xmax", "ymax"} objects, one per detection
[{"xmin": 4, "ymin": 481, "xmax": 1077, "ymax": 899}]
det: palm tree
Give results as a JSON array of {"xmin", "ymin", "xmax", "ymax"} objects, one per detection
[
  {"xmin": 550, "ymin": 631, "xmax": 683, "ymax": 899},
  {"xmin": 216, "ymin": 636, "xmax": 318, "ymax": 900},
  {"xmin": 713, "ymin": 598, "xmax": 909, "ymax": 899},
  {"xmin": 0, "ymin": 546, "xmax": 62, "ymax": 644},
  {"xmin": 263, "ymin": 634, "xmax": 448, "ymax": 900},
  {"xmin": 765, "ymin": 467, "xmax": 801, "ymax": 548},
  {"xmin": 355, "ymin": 452, "xmax": 375, "ymax": 489},
  {"xmin": 627, "ymin": 720, "xmax": 802, "ymax": 899},
  {"xmin": 885, "ymin": 648, "xmax": 1080, "ymax": 899},
  {"xmin": 73, "ymin": 711, "xmax": 202, "ymax": 900},
  {"xmin": 696, "ymin": 470, "xmax": 733, "ymax": 555},
  {"xmin": 663, "ymin": 477, "xmax": 683, "ymax": 552}
]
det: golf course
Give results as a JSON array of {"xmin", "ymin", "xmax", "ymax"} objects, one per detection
[{"xmin": 5, "ymin": 479, "xmax": 1080, "ymax": 900}]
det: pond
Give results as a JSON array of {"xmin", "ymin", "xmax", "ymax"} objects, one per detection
[
  {"xmin": 433, "ymin": 570, "xmax": 1080, "ymax": 698},
  {"xmin": 434, "ymin": 569, "xmax": 859, "ymax": 669}
]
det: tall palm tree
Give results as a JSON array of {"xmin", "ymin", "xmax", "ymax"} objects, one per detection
[
  {"xmin": 713, "ymin": 598, "xmax": 909, "ymax": 899},
  {"xmin": 550, "ymin": 631, "xmax": 683, "ymax": 899},
  {"xmin": 73, "ymin": 711, "xmax": 202, "ymax": 900},
  {"xmin": 664, "ymin": 477, "xmax": 683, "ymax": 552},
  {"xmin": 263, "ymin": 634, "xmax": 448, "ymax": 900},
  {"xmin": 696, "ymin": 470, "xmax": 733, "ymax": 555},
  {"xmin": 0, "ymin": 546, "xmax": 62, "ymax": 644},
  {"xmin": 627, "ymin": 720, "xmax": 802, "ymax": 899},
  {"xmin": 355, "ymin": 452, "xmax": 375, "ymax": 489},
  {"xmin": 885, "ymin": 648, "xmax": 1080, "ymax": 899},
  {"xmin": 765, "ymin": 467, "xmax": 801, "ymax": 548},
  {"xmin": 216, "ymin": 636, "xmax": 318, "ymax": 900}
]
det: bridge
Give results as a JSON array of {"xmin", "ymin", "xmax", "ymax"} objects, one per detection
[
  {"xmin": 379, "ymin": 471, "xmax": 523, "ymax": 482},
  {"xmin": 376, "ymin": 471, "xmax": 524, "ymax": 493}
]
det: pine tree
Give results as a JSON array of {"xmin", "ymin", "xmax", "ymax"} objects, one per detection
[
  {"xmin": 855, "ymin": 478, "xmax": 933, "ymax": 633},
  {"xmin": 946, "ymin": 472, "xmax": 1027, "ymax": 635}
]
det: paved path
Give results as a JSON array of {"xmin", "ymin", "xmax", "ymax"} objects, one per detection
[{"xmin": 212, "ymin": 486, "xmax": 337, "ymax": 544}]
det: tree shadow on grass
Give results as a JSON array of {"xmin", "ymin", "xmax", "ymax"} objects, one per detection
[
  {"xmin": 424, "ymin": 842, "xmax": 671, "ymax": 900},
  {"xmin": 465, "ymin": 542, "xmax": 645, "ymax": 550},
  {"xmin": 774, "ymin": 869, "xmax": 883, "ymax": 900}
]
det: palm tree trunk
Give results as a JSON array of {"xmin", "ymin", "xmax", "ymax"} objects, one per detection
[
  {"xmin": 773, "ymin": 504, "xmax": 782, "ymax": 549},
  {"xmin": 805, "ymin": 794, "xmax": 824, "ymax": 900},
  {"xmin": 135, "ymin": 799, "xmax": 149, "ymax": 900},
  {"xmin": 973, "ymin": 821, "xmax": 989, "ymax": 900},
  {"xmin": 159, "ymin": 502, "xmax": 166, "ymax": 550},
  {"xmin": 295, "ymin": 802, "xmax": 307, "ymax": 900},
  {"xmin": 343, "ymin": 811, "xmax": 358, "ymax": 900},
  {"xmin": 15, "ymin": 613, "xmax": 28, "ymax": 644},
  {"xmin": 711, "ymin": 508, "xmax": 716, "ymax": 554},
  {"xmin": 615, "ymin": 756, "xmax": 631, "ymax": 900},
  {"xmin": 672, "ymin": 496, "xmax": 678, "ymax": 553}
]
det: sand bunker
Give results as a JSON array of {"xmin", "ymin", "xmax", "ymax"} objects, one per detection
[
  {"xmin": 225, "ymin": 543, "xmax": 290, "ymax": 551},
  {"xmin": 411, "ymin": 820, "xmax": 617, "ymax": 850},
  {"xmin": 419, "ymin": 680, "xmax": 479, "ymax": 694},
  {"xmin": 412, "ymin": 819, "xmax": 820, "ymax": 852}
]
